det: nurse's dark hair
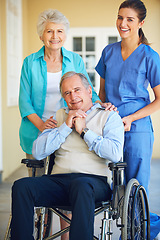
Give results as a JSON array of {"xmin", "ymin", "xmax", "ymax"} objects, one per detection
[{"xmin": 119, "ymin": 0, "xmax": 149, "ymax": 45}]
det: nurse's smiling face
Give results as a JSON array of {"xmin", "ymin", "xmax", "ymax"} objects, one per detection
[{"xmin": 116, "ymin": 8, "xmax": 144, "ymax": 40}]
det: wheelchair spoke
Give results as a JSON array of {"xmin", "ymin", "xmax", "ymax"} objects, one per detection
[{"xmin": 132, "ymin": 190, "xmax": 146, "ymax": 240}]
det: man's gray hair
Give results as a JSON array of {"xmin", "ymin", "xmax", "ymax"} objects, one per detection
[
  {"xmin": 37, "ymin": 9, "xmax": 70, "ymax": 38},
  {"xmin": 60, "ymin": 71, "xmax": 90, "ymax": 95}
]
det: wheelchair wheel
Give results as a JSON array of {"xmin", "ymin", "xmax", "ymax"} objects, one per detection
[
  {"xmin": 121, "ymin": 178, "xmax": 150, "ymax": 240},
  {"xmin": 34, "ymin": 207, "xmax": 52, "ymax": 239}
]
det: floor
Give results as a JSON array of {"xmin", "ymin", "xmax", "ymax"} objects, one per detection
[{"xmin": 0, "ymin": 159, "xmax": 160, "ymax": 240}]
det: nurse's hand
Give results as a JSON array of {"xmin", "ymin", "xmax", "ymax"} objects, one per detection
[
  {"xmin": 122, "ymin": 116, "xmax": 133, "ymax": 131},
  {"xmin": 100, "ymin": 102, "xmax": 118, "ymax": 112}
]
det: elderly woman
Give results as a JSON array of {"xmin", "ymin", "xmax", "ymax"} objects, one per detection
[
  {"xmin": 19, "ymin": 9, "xmax": 102, "ymax": 240},
  {"xmin": 19, "ymin": 9, "xmax": 101, "ymax": 158}
]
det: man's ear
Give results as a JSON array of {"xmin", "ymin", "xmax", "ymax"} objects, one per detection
[{"xmin": 88, "ymin": 85, "xmax": 92, "ymax": 98}]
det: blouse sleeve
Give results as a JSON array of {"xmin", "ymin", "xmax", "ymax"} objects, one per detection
[{"xmin": 19, "ymin": 58, "xmax": 36, "ymax": 119}]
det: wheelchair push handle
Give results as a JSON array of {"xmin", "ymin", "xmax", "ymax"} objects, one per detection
[{"xmin": 108, "ymin": 162, "xmax": 127, "ymax": 171}]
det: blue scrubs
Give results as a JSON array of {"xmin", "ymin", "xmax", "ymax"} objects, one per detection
[{"xmin": 95, "ymin": 41, "xmax": 160, "ymax": 239}]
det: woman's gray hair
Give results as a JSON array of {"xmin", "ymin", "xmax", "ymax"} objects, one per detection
[
  {"xmin": 37, "ymin": 9, "xmax": 70, "ymax": 38},
  {"xmin": 60, "ymin": 71, "xmax": 90, "ymax": 96}
]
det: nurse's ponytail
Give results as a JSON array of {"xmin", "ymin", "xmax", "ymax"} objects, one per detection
[
  {"xmin": 119, "ymin": 0, "xmax": 149, "ymax": 45},
  {"xmin": 139, "ymin": 28, "xmax": 148, "ymax": 45}
]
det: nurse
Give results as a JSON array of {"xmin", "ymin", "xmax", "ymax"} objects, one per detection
[{"xmin": 95, "ymin": 0, "xmax": 160, "ymax": 239}]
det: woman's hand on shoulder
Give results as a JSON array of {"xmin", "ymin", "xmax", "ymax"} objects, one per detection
[{"xmin": 41, "ymin": 116, "xmax": 58, "ymax": 131}]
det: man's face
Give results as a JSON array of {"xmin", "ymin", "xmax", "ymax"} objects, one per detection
[{"xmin": 61, "ymin": 75, "xmax": 93, "ymax": 112}]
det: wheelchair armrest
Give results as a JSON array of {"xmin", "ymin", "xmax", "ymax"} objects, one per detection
[
  {"xmin": 108, "ymin": 162, "xmax": 127, "ymax": 171},
  {"xmin": 21, "ymin": 158, "xmax": 44, "ymax": 168}
]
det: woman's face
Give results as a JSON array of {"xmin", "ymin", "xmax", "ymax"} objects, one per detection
[
  {"xmin": 40, "ymin": 22, "xmax": 66, "ymax": 51},
  {"xmin": 116, "ymin": 7, "xmax": 144, "ymax": 40}
]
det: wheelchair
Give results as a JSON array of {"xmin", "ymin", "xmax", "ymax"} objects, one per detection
[{"xmin": 5, "ymin": 156, "xmax": 150, "ymax": 240}]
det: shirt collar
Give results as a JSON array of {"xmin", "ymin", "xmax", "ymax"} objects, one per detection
[
  {"xmin": 64, "ymin": 103, "xmax": 103, "ymax": 114},
  {"xmin": 33, "ymin": 46, "xmax": 45, "ymax": 60},
  {"xmin": 61, "ymin": 47, "xmax": 72, "ymax": 62},
  {"xmin": 33, "ymin": 46, "xmax": 72, "ymax": 62}
]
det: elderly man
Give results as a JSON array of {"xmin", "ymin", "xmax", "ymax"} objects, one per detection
[{"xmin": 11, "ymin": 71, "xmax": 124, "ymax": 240}]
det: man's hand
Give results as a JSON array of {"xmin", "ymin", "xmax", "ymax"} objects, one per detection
[
  {"xmin": 65, "ymin": 110, "xmax": 87, "ymax": 129},
  {"xmin": 74, "ymin": 117, "xmax": 86, "ymax": 135}
]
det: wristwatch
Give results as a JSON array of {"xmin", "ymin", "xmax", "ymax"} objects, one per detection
[{"xmin": 80, "ymin": 128, "xmax": 89, "ymax": 139}]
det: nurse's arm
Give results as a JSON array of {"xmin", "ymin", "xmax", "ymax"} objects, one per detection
[
  {"xmin": 122, "ymin": 84, "xmax": 160, "ymax": 131},
  {"xmin": 98, "ymin": 77, "xmax": 117, "ymax": 112},
  {"xmin": 99, "ymin": 77, "xmax": 106, "ymax": 102}
]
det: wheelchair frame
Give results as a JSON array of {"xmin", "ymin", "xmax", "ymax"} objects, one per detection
[{"xmin": 5, "ymin": 157, "xmax": 150, "ymax": 240}]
